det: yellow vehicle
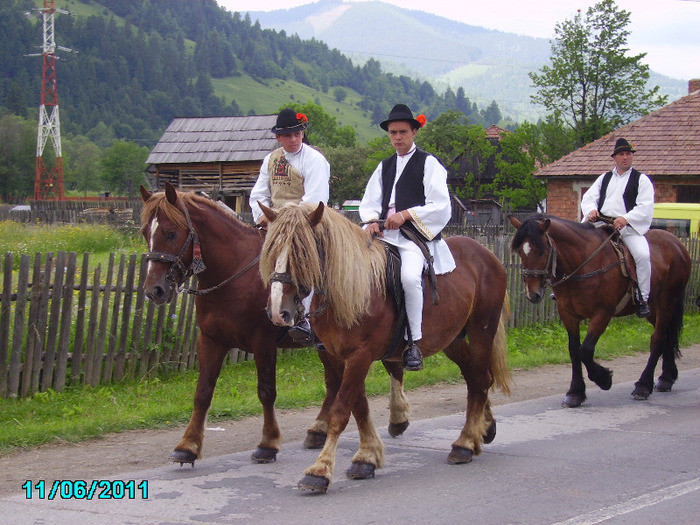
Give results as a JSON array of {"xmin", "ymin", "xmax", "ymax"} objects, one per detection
[{"xmin": 651, "ymin": 202, "xmax": 700, "ymax": 237}]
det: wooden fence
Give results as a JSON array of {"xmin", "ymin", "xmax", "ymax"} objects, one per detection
[{"xmin": 1, "ymin": 236, "xmax": 698, "ymax": 399}]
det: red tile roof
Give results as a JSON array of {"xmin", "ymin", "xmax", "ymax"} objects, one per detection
[{"xmin": 536, "ymin": 87, "xmax": 700, "ymax": 178}]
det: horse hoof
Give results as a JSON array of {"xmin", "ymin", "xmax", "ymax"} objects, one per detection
[
  {"xmin": 598, "ymin": 368, "xmax": 613, "ymax": 390},
  {"xmin": 562, "ymin": 394, "xmax": 584, "ymax": 408},
  {"xmin": 298, "ymin": 474, "xmax": 330, "ymax": 493},
  {"xmin": 346, "ymin": 461, "xmax": 376, "ymax": 480},
  {"xmin": 170, "ymin": 449, "xmax": 197, "ymax": 467},
  {"xmin": 631, "ymin": 382, "xmax": 652, "ymax": 400},
  {"xmin": 251, "ymin": 447, "xmax": 277, "ymax": 463},
  {"xmin": 303, "ymin": 430, "xmax": 327, "ymax": 449},
  {"xmin": 447, "ymin": 446, "xmax": 473, "ymax": 465},
  {"xmin": 655, "ymin": 378, "xmax": 673, "ymax": 392},
  {"xmin": 388, "ymin": 420, "xmax": 409, "ymax": 438},
  {"xmin": 483, "ymin": 420, "xmax": 497, "ymax": 444}
]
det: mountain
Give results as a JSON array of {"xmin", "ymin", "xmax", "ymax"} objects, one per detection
[{"xmin": 243, "ymin": 0, "xmax": 688, "ymax": 123}]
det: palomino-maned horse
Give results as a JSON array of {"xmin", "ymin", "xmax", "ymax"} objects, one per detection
[
  {"xmin": 260, "ymin": 202, "xmax": 511, "ymax": 493},
  {"xmin": 509, "ymin": 214, "xmax": 691, "ymax": 407},
  {"xmin": 139, "ymin": 183, "xmax": 410, "ymax": 466}
]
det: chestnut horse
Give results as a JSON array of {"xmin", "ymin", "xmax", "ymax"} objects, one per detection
[
  {"xmin": 139, "ymin": 183, "xmax": 410, "ymax": 466},
  {"xmin": 260, "ymin": 202, "xmax": 511, "ymax": 493},
  {"xmin": 509, "ymin": 214, "xmax": 691, "ymax": 407}
]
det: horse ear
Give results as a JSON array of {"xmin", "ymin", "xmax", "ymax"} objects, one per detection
[
  {"xmin": 508, "ymin": 215, "xmax": 521, "ymax": 229},
  {"xmin": 259, "ymin": 202, "xmax": 277, "ymax": 222},
  {"xmin": 540, "ymin": 219, "xmax": 551, "ymax": 233},
  {"xmin": 139, "ymin": 185, "xmax": 152, "ymax": 202},
  {"xmin": 164, "ymin": 182, "xmax": 177, "ymax": 205},
  {"xmin": 307, "ymin": 202, "xmax": 325, "ymax": 228}
]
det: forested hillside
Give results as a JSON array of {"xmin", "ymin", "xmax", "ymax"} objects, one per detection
[{"xmin": 0, "ymin": 0, "xmax": 498, "ymax": 151}]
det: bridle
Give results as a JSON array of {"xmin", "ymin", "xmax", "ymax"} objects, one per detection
[
  {"xmin": 144, "ymin": 201, "xmax": 259, "ymax": 296},
  {"xmin": 521, "ymin": 229, "xmax": 620, "ymax": 289}
]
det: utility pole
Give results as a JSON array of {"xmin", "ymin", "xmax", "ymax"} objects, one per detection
[{"xmin": 27, "ymin": 0, "xmax": 73, "ymax": 200}]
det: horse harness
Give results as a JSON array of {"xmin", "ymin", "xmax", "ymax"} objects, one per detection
[
  {"xmin": 144, "ymin": 201, "xmax": 260, "ymax": 296},
  {"xmin": 521, "ymin": 225, "xmax": 629, "ymax": 289}
]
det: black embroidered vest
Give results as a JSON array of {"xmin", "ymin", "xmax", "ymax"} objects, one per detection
[
  {"xmin": 598, "ymin": 168, "xmax": 641, "ymax": 213},
  {"xmin": 379, "ymin": 149, "xmax": 440, "ymax": 242}
]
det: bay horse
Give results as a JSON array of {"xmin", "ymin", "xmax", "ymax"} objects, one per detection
[
  {"xmin": 509, "ymin": 214, "xmax": 691, "ymax": 407},
  {"xmin": 139, "ymin": 183, "xmax": 410, "ymax": 466},
  {"xmin": 259, "ymin": 202, "xmax": 511, "ymax": 493}
]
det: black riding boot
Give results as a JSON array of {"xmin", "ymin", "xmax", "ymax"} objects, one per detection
[{"xmin": 403, "ymin": 342, "xmax": 423, "ymax": 371}]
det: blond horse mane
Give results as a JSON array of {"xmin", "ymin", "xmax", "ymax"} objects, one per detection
[{"xmin": 260, "ymin": 203, "xmax": 387, "ymax": 329}]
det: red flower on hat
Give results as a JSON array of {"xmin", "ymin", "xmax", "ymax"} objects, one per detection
[
  {"xmin": 296, "ymin": 112, "xmax": 308, "ymax": 123},
  {"xmin": 416, "ymin": 114, "xmax": 427, "ymax": 128}
]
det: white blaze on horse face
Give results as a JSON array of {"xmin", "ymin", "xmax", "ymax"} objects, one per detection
[
  {"xmin": 522, "ymin": 241, "xmax": 532, "ymax": 256},
  {"xmin": 270, "ymin": 246, "xmax": 291, "ymax": 326},
  {"xmin": 147, "ymin": 216, "xmax": 160, "ymax": 273}
]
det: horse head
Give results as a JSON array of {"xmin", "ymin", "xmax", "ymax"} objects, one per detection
[
  {"xmin": 509, "ymin": 215, "xmax": 554, "ymax": 304},
  {"xmin": 259, "ymin": 202, "xmax": 325, "ymax": 327},
  {"xmin": 140, "ymin": 182, "xmax": 203, "ymax": 304}
]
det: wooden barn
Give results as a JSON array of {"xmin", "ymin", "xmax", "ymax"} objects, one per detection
[{"xmin": 146, "ymin": 115, "xmax": 278, "ymax": 213}]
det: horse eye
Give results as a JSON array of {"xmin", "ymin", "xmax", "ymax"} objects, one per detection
[{"xmin": 166, "ymin": 231, "xmax": 177, "ymax": 241}]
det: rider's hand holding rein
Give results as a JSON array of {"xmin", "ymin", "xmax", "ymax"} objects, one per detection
[{"xmin": 385, "ymin": 210, "xmax": 411, "ymax": 230}]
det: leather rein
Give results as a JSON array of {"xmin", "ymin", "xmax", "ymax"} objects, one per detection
[
  {"xmin": 144, "ymin": 201, "xmax": 259, "ymax": 296},
  {"xmin": 522, "ymin": 228, "xmax": 620, "ymax": 288}
]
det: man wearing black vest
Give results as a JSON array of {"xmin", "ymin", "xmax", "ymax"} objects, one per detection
[
  {"xmin": 359, "ymin": 104, "xmax": 455, "ymax": 370},
  {"xmin": 580, "ymin": 137, "xmax": 654, "ymax": 317}
]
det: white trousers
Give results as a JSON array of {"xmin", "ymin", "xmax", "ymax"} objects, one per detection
[
  {"xmin": 620, "ymin": 229, "xmax": 651, "ymax": 301},
  {"xmin": 399, "ymin": 247, "xmax": 426, "ymax": 341}
]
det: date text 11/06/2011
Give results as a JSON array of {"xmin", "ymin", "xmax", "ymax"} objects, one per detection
[{"xmin": 22, "ymin": 479, "xmax": 149, "ymax": 500}]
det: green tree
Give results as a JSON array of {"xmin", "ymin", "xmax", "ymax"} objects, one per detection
[
  {"xmin": 417, "ymin": 110, "xmax": 495, "ymax": 200},
  {"xmin": 100, "ymin": 140, "xmax": 150, "ymax": 198},
  {"xmin": 0, "ymin": 114, "xmax": 35, "ymax": 202},
  {"xmin": 332, "ymin": 87, "xmax": 348, "ymax": 103},
  {"xmin": 489, "ymin": 123, "xmax": 548, "ymax": 211},
  {"xmin": 324, "ymin": 144, "xmax": 373, "ymax": 207},
  {"xmin": 63, "ymin": 136, "xmax": 102, "ymax": 196},
  {"xmin": 529, "ymin": 0, "xmax": 667, "ymax": 147}
]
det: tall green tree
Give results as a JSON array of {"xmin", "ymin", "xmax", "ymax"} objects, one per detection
[
  {"xmin": 489, "ymin": 122, "xmax": 548, "ymax": 210},
  {"xmin": 100, "ymin": 140, "xmax": 150, "ymax": 197},
  {"xmin": 0, "ymin": 115, "xmax": 36, "ymax": 202},
  {"xmin": 417, "ymin": 110, "xmax": 495, "ymax": 200},
  {"xmin": 529, "ymin": 0, "xmax": 667, "ymax": 147}
]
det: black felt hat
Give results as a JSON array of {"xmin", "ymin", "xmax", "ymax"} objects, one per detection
[
  {"xmin": 271, "ymin": 108, "xmax": 308, "ymax": 135},
  {"xmin": 380, "ymin": 104, "xmax": 421, "ymax": 131},
  {"xmin": 611, "ymin": 137, "xmax": 636, "ymax": 156}
]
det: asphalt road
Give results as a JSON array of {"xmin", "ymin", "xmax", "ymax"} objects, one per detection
[{"xmin": 4, "ymin": 368, "xmax": 699, "ymax": 525}]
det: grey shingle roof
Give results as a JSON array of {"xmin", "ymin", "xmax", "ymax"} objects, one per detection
[
  {"xmin": 536, "ymin": 88, "xmax": 700, "ymax": 178},
  {"xmin": 146, "ymin": 115, "xmax": 279, "ymax": 165}
]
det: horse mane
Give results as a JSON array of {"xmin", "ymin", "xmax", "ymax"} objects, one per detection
[
  {"xmin": 140, "ymin": 190, "xmax": 255, "ymax": 236},
  {"xmin": 260, "ymin": 203, "xmax": 387, "ymax": 329},
  {"xmin": 511, "ymin": 213, "xmax": 596, "ymax": 252}
]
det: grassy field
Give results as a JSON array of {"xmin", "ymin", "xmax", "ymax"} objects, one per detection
[
  {"xmin": 0, "ymin": 221, "xmax": 143, "ymax": 269},
  {"xmin": 1, "ymin": 313, "xmax": 698, "ymax": 456}
]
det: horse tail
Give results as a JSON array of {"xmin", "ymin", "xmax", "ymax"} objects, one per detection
[
  {"xmin": 665, "ymin": 293, "xmax": 685, "ymax": 360},
  {"xmin": 491, "ymin": 291, "xmax": 512, "ymax": 396}
]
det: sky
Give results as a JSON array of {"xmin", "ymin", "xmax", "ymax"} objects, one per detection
[{"xmin": 220, "ymin": 0, "xmax": 700, "ymax": 81}]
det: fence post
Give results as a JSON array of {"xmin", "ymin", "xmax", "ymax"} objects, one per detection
[
  {"xmin": 54, "ymin": 251, "xmax": 77, "ymax": 391},
  {"xmin": 0, "ymin": 253, "xmax": 12, "ymax": 398}
]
